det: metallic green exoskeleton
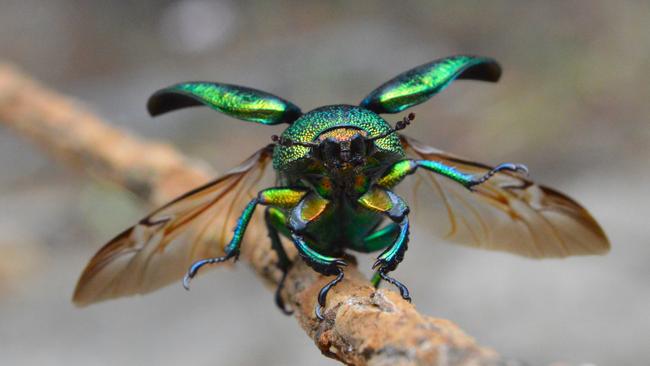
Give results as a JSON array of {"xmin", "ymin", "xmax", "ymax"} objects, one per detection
[
  {"xmin": 147, "ymin": 55, "xmax": 514, "ymax": 319},
  {"xmin": 104, "ymin": 55, "xmax": 608, "ymax": 320}
]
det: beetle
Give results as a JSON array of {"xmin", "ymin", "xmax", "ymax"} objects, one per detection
[{"xmin": 73, "ymin": 55, "xmax": 609, "ymax": 319}]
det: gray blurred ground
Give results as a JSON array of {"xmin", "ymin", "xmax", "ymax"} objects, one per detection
[{"xmin": 0, "ymin": 1, "xmax": 648, "ymax": 365}]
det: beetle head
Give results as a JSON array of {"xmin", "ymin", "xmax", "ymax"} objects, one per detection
[
  {"xmin": 313, "ymin": 129, "xmax": 371, "ymax": 170},
  {"xmin": 272, "ymin": 113, "xmax": 414, "ymax": 171}
]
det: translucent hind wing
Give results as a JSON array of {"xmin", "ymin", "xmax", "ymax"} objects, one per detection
[
  {"xmin": 73, "ymin": 145, "xmax": 274, "ymax": 306},
  {"xmin": 400, "ymin": 135, "xmax": 609, "ymax": 258}
]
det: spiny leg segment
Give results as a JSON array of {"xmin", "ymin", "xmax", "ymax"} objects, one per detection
[
  {"xmin": 182, "ymin": 157, "xmax": 527, "ymax": 317},
  {"xmin": 364, "ymin": 157, "xmax": 528, "ymax": 296},
  {"xmin": 183, "ymin": 187, "xmax": 307, "ymax": 290},
  {"xmin": 183, "ymin": 185, "xmax": 347, "ymax": 320},
  {"xmin": 358, "ymin": 187, "xmax": 411, "ymax": 301},
  {"xmin": 290, "ymin": 232, "xmax": 347, "ymax": 320},
  {"xmin": 287, "ymin": 193, "xmax": 348, "ymax": 320}
]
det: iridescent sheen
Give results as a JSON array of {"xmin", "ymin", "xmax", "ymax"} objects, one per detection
[
  {"xmin": 377, "ymin": 159, "xmax": 474, "ymax": 188},
  {"xmin": 273, "ymin": 105, "xmax": 404, "ymax": 169},
  {"xmin": 292, "ymin": 233, "xmax": 341, "ymax": 267},
  {"xmin": 358, "ymin": 223, "xmax": 400, "ymax": 252},
  {"xmin": 416, "ymin": 160, "xmax": 474, "ymax": 186},
  {"xmin": 224, "ymin": 198, "xmax": 258, "ymax": 254},
  {"xmin": 358, "ymin": 188, "xmax": 393, "ymax": 212},
  {"xmin": 360, "ymin": 55, "xmax": 501, "ymax": 114},
  {"xmin": 377, "ymin": 219, "xmax": 408, "ymax": 263},
  {"xmin": 259, "ymin": 188, "xmax": 307, "ymax": 208},
  {"xmin": 139, "ymin": 55, "xmax": 550, "ymax": 321},
  {"xmin": 226, "ymin": 188, "xmax": 307, "ymax": 254},
  {"xmin": 316, "ymin": 127, "xmax": 368, "ymax": 142},
  {"xmin": 299, "ymin": 195, "xmax": 329, "ymax": 223},
  {"xmin": 377, "ymin": 160, "xmax": 417, "ymax": 188},
  {"xmin": 147, "ymin": 82, "xmax": 302, "ymax": 125}
]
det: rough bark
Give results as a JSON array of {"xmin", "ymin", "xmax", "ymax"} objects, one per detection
[{"xmin": 0, "ymin": 63, "xmax": 512, "ymax": 366}]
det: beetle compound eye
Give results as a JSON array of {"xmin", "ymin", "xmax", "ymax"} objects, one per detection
[
  {"xmin": 350, "ymin": 134, "xmax": 366, "ymax": 157},
  {"xmin": 322, "ymin": 138, "xmax": 341, "ymax": 160}
]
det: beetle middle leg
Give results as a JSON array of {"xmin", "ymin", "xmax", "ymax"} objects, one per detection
[
  {"xmin": 265, "ymin": 207, "xmax": 294, "ymax": 315},
  {"xmin": 287, "ymin": 193, "xmax": 348, "ymax": 320},
  {"xmin": 358, "ymin": 187, "xmax": 411, "ymax": 301}
]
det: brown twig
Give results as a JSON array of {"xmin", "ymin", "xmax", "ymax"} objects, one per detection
[{"xmin": 0, "ymin": 63, "xmax": 512, "ymax": 366}]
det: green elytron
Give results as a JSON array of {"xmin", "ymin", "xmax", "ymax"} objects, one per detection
[{"xmin": 73, "ymin": 56, "xmax": 610, "ymax": 319}]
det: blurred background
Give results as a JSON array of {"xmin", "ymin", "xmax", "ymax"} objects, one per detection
[{"xmin": 1, "ymin": 1, "xmax": 648, "ymax": 365}]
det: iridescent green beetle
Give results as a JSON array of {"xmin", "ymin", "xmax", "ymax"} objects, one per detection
[{"xmin": 73, "ymin": 55, "xmax": 609, "ymax": 319}]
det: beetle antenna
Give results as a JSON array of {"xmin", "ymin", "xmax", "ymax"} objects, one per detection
[
  {"xmin": 368, "ymin": 113, "xmax": 415, "ymax": 142},
  {"xmin": 271, "ymin": 135, "xmax": 319, "ymax": 148}
]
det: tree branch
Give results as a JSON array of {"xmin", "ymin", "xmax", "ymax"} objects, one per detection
[{"xmin": 0, "ymin": 63, "xmax": 512, "ymax": 366}]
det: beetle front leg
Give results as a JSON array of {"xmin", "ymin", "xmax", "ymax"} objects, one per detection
[
  {"xmin": 377, "ymin": 159, "xmax": 527, "ymax": 190},
  {"xmin": 287, "ymin": 193, "xmax": 347, "ymax": 320},
  {"xmin": 358, "ymin": 187, "xmax": 411, "ymax": 301},
  {"xmin": 292, "ymin": 231, "xmax": 346, "ymax": 320},
  {"xmin": 183, "ymin": 187, "xmax": 308, "ymax": 289},
  {"xmin": 465, "ymin": 163, "xmax": 528, "ymax": 188}
]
